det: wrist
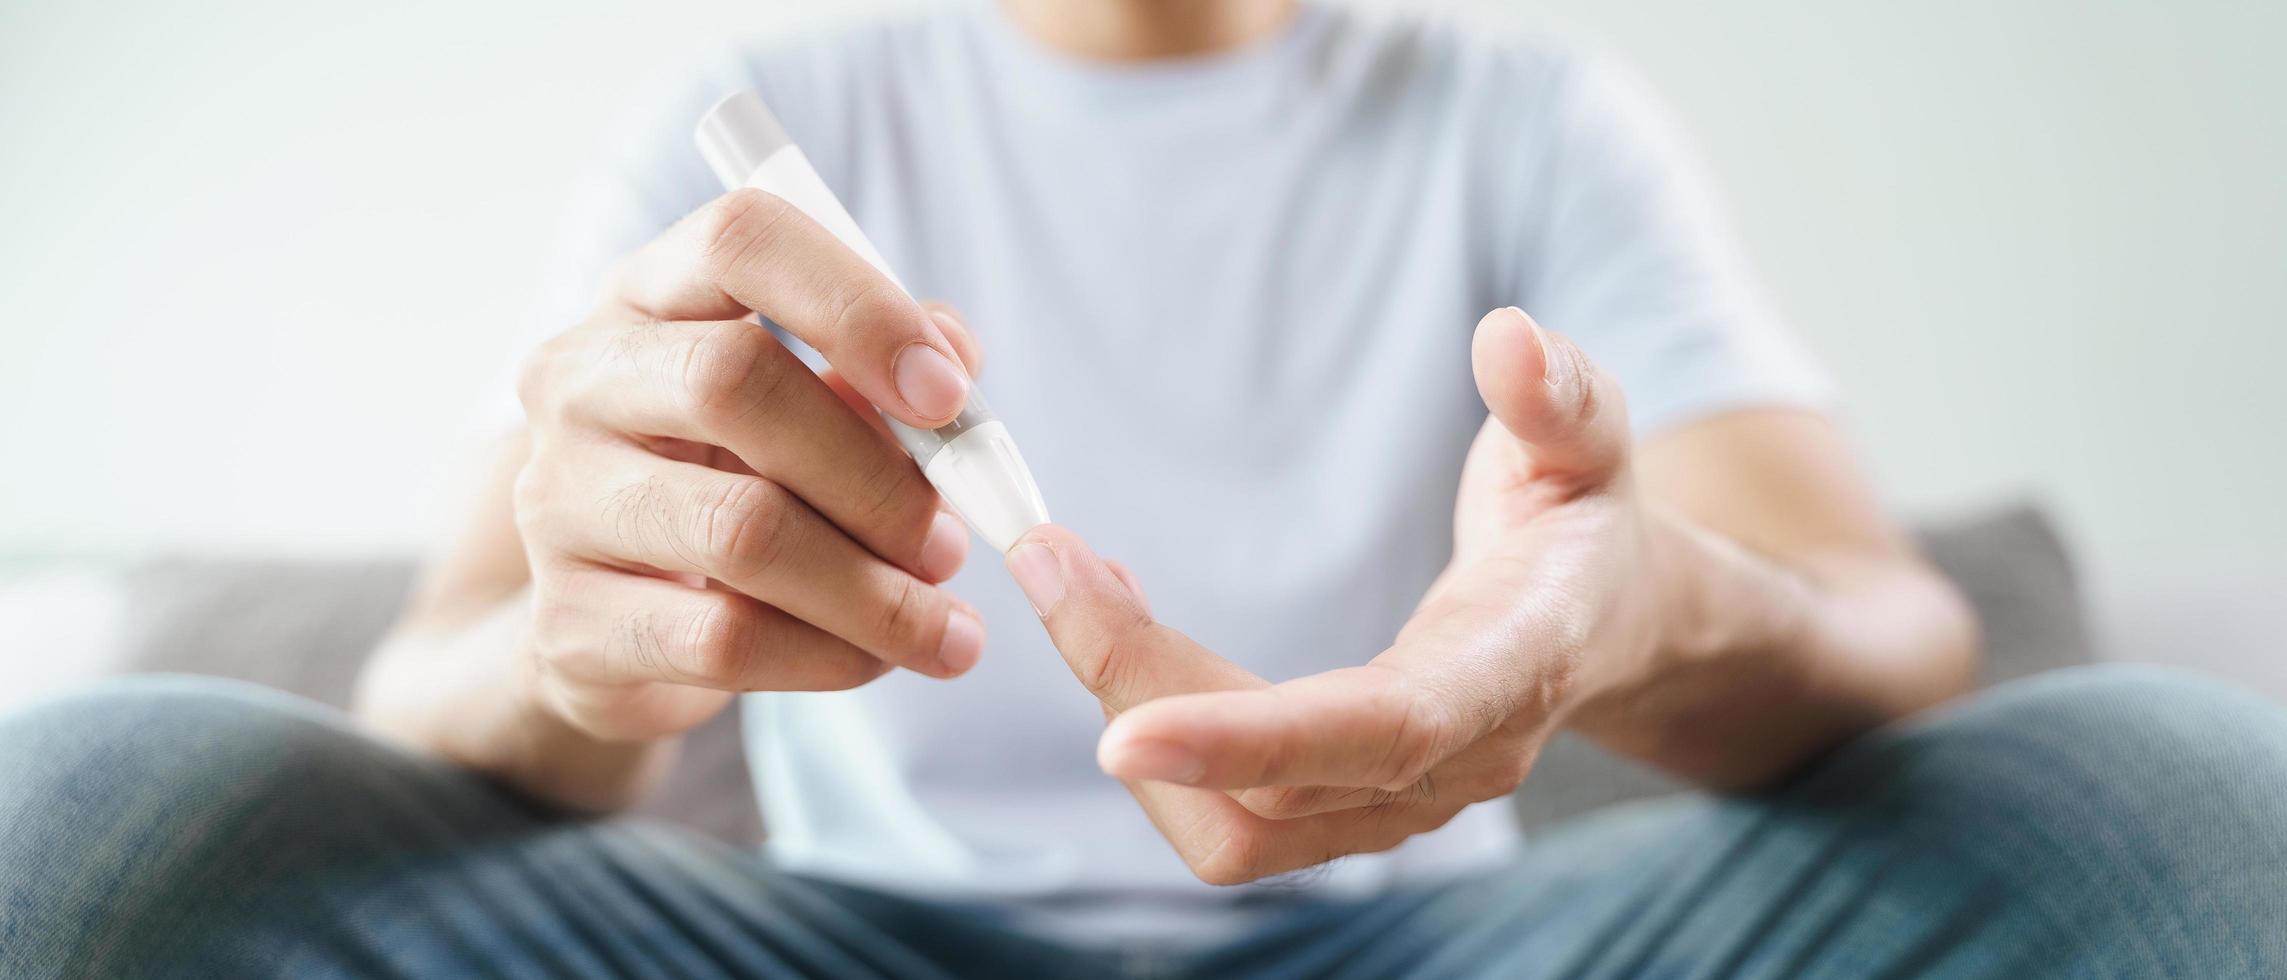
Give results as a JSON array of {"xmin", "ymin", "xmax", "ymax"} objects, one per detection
[
  {"xmin": 1646, "ymin": 506, "xmax": 1819, "ymax": 671},
  {"xmin": 488, "ymin": 629, "xmax": 681, "ymax": 814},
  {"xmin": 1560, "ymin": 505, "xmax": 1821, "ymax": 752},
  {"xmin": 361, "ymin": 598, "xmax": 674, "ymax": 814}
]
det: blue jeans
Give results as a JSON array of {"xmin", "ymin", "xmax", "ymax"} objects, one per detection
[{"xmin": 2, "ymin": 666, "xmax": 2282, "ymax": 978}]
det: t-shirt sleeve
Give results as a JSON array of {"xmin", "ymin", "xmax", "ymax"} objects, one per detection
[
  {"xmin": 471, "ymin": 50, "xmax": 765, "ymax": 435},
  {"xmin": 1512, "ymin": 47, "xmax": 1836, "ymax": 437}
]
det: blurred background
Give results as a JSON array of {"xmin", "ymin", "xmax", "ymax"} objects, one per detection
[{"xmin": 3, "ymin": 1, "xmax": 2282, "ymax": 696}]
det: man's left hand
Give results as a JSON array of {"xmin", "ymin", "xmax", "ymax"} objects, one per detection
[{"xmin": 1005, "ymin": 307, "xmax": 1686, "ymax": 885}]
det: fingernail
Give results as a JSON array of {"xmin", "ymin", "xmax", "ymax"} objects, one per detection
[
  {"xmin": 937, "ymin": 605, "xmax": 984, "ymax": 675},
  {"xmin": 1005, "ymin": 542, "xmax": 1065, "ymax": 617},
  {"xmin": 1101, "ymin": 736, "xmax": 1206, "ymax": 785},
  {"xmin": 918, "ymin": 511, "xmax": 969, "ymax": 582},
  {"xmin": 1530, "ymin": 318, "xmax": 1574, "ymax": 390},
  {"xmin": 894, "ymin": 343, "xmax": 969, "ymax": 422}
]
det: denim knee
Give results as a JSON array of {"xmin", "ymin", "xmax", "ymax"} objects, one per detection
[
  {"xmin": 0, "ymin": 675, "xmax": 359, "ymax": 832},
  {"xmin": 0, "ymin": 673, "xmax": 546, "ymax": 854},
  {"xmin": 1811, "ymin": 664, "xmax": 2287, "ymax": 970},
  {"xmin": 1883, "ymin": 663, "xmax": 2287, "ymax": 819},
  {"xmin": 1, "ymin": 676, "xmax": 556, "ymax": 976}
]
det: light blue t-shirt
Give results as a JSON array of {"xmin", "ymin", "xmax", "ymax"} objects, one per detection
[{"xmin": 525, "ymin": 1, "xmax": 1831, "ymax": 945}]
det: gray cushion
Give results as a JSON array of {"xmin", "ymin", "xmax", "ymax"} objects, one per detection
[
  {"xmin": 1919, "ymin": 502, "xmax": 2097, "ymax": 687},
  {"xmin": 96, "ymin": 557, "xmax": 763, "ymax": 843},
  {"xmin": 114, "ymin": 557, "xmax": 413, "ymax": 709},
  {"xmin": 67, "ymin": 502, "xmax": 2092, "ymax": 843}
]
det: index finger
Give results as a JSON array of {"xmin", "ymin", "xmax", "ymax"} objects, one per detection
[
  {"xmin": 1010, "ymin": 526, "xmax": 1470, "ymax": 791},
  {"xmin": 607, "ymin": 188, "xmax": 972, "ymax": 429},
  {"xmin": 1096, "ymin": 666, "xmax": 1466, "ymax": 791},
  {"xmin": 1005, "ymin": 525, "xmax": 1263, "ymax": 715},
  {"xmin": 1098, "ymin": 593, "xmax": 1545, "ymax": 791}
]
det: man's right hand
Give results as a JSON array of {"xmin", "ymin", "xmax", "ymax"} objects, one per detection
[{"xmin": 510, "ymin": 187, "xmax": 989, "ymax": 745}]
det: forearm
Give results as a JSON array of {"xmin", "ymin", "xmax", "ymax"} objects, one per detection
[
  {"xmin": 1568, "ymin": 507, "xmax": 1980, "ymax": 790},
  {"xmin": 353, "ymin": 595, "xmax": 676, "ymax": 814}
]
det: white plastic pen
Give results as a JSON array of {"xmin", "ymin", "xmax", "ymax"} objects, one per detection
[{"xmin": 695, "ymin": 90, "xmax": 1050, "ymax": 554}]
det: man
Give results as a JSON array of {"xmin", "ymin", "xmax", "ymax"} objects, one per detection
[{"xmin": 4, "ymin": 0, "xmax": 2283, "ymax": 976}]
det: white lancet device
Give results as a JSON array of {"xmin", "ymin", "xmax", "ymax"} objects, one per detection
[{"xmin": 695, "ymin": 90, "xmax": 1050, "ymax": 553}]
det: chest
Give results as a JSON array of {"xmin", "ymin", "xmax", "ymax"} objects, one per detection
[{"xmin": 822, "ymin": 102, "xmax": 1509, "ymax": 675}]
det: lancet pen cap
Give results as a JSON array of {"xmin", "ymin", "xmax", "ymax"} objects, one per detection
[
  {"xmin": 690, "ymin": 88, "xmax": 1052, "ymax": 551},
  {"xmin": 696, "ymin": 91, "xmax": 793, "ymax": 191}
]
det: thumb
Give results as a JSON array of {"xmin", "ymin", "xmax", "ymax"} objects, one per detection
[
  {"xmin": 1470, "ymin": 307, "xmax": 1630, "ymax": 482},
  {"xmin": 1004, "ymin": 525, "xmax": 1263, "ymax": 714}
]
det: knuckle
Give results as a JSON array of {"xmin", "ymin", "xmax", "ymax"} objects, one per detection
[
  {"xmin": 824, "ymin": 279, "xmax": 916, "ymax": 350},
  {"xmin": 1076, "ymin": 619, "xmax": 1154, "ymax": 701},
  {"xmin": 699, "ymin": 479, "xmax": 792, "ymax": 578},
  {"xmin": 516, "ymin": 456, "xmax": 593, "ymax": 559},
  {"xmin": 873, "ymin": 574, "xmax": 937, "ymax": 651},
  {"xmin": 681, "ymin": 322, "xmax": 787, "ymax": 431},
  {"xmin": 510, "ymin": 462, "xmax": 549, "ymax": 537},
  {"xmin": 515, "ymin": 322, "xmax": 603, "ymax": 426},
  {"xmin": 512, "ymin": 342, "xmax": 555, "ymax": 418},
  {"xmin": 695, "ymin": 188, "xmax": 793, "ymax": 284},
  {"xmin": 850, "ymin": 449, "xmax": 929, "ymax": 527},
  {"xmin": 1372, "ymin": 674, "xmax": 1453, "ymax": 789},
  {"xmin": 599, "ymin": 474, "xmax": 675, "ymax": 558},
  {"xmin": 525, "ymin": 581, "xmax": 579, "ymax": 656},
  {"xmin": 610, "ymin": 603, "xmax": 672, "ymax": 682},
  {"xmin": 678, "ymin": 593, "xmax": 758, "ymax": 684}
]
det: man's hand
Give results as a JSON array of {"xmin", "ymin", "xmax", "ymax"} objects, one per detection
[
  {"xmin": 362, "ymin": 188, "xmax": 995, "ymax": 811},
  {"xmin": 514, "ymin": 189, "xmax": 996, "ymax": 742},
  {"xmin": 1006, "ymin": 307, "xmax": 1679, "ymax": 884}
]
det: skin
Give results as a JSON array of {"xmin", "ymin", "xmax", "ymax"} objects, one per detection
[
  {"xmin": 1005, "ymin": 308, "xmax": 1975, "ymax": 884},
  {"xmin": 356, "ymin": 189, "xmax": 996, "ymax": 812},
  {"xmin": 355, "ymin": 0, "xmax": 1978, "ymax": 877}
]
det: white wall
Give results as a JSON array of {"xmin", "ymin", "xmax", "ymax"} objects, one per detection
[{"xmin": 5, "ymin": 2, "xmax": 2283, "ymax": 618}]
